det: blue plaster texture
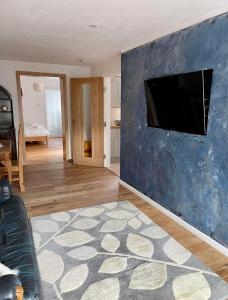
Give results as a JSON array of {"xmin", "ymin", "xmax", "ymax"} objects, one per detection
[{"xmin": 121, "ymin": 13, "xmax": 228, "ymax": 246}]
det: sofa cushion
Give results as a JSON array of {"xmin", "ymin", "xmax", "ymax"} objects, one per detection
[
  {"xmin": 0, "ymin": 228, "xmax": 3, "ymax": 249},
  {"xmin": 0, "ymin": 196, "xmax": 42, "ymax": 299},
  {"xmin": 0, "ymin": 207, "xmax": 3, "ymax": 246},
  {"xmin": 0, "ymin": 179, "xmax": 12, "ymax": 204},
  {"xmin": 1, "ymin": 196, "xmax": 30, "ymax": 247}
]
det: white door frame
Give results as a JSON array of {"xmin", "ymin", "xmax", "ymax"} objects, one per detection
[
  {"xmin": 104, "ymin": 75, "xmax": 121, "ymax": 171},
  {"xmin": 104, "ymin": 77, "xmax": 111, "ymax": 168}
]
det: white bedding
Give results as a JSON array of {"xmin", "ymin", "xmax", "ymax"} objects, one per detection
[{"xmin": 25, "ymin": 124, "xmax": 50, "ymax": 137}]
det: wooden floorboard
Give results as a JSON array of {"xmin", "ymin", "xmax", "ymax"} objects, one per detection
[{"xmin": 14, "ymin": 138, "xmax": 228, "ymax": 282}]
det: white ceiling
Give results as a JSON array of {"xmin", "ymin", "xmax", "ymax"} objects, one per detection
[{"xmin": 0, "ymin": 0, "xmax": 227, "ymax": 67}]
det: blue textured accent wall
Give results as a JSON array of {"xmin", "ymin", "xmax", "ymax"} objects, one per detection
[{"xmin": 121, "ymin": 13, "xmax": 228, "ymax": 247}]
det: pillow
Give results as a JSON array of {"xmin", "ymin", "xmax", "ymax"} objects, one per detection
[{"xmin": 32, "ymin": 123, "xmax": 43, "ymax": 128}]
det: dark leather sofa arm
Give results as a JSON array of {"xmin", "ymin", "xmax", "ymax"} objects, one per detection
[
  {"xmin": 0, "ymin": 179, "xmax": 12, "ymax": 204},
  {"xmin": 0, "ymin": 274, "xmax": 22, "ymax": 300}
]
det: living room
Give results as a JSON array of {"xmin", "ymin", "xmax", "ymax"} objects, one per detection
[{"xmin": 0, "ymin": 1, "xmax": 228, "ymax": 299}]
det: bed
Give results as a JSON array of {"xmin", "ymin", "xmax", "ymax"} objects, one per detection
[{"xmin": 24, "ymin": 124, "xmax": 50, "ymax": 144}]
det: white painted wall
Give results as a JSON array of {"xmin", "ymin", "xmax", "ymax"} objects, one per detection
[
  {"xmin": 110, "ymin": 76, "xmax": 121, "ymax": 160},
  {"xmin": 110, "ymin": 76, "xmax": 121, "ymax": 123},
  {"xmin": 22, "ymin": 80, "xmax": 47, "ymax": 127},
  {"xmin": 91, "ymin": 54, "xmax": 121, "ymax": 76},
  {"xmin": 104, "ymin": 75, "xmax": 122, "ymax": 168},
  {"xmin": 0, "ymin": 59, "xmax": 90, "ymax": 159},
  {"xmin": 45, "ymin": 89, "xmax": 62, "ymax": 137}
]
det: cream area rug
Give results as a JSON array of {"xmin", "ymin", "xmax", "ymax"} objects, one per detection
[{"xmin": 31, "ymin": 201, "xmax": 228, "ymax": 300}]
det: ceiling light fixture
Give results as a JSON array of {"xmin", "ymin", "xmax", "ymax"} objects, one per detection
[{"xmin": 33, "ymin": 82, "xmax": 44, "ymax": 92}]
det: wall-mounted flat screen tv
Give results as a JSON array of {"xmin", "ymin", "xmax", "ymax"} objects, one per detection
[{"xmin": 144, "ymin": 69, "xmax": 213, "ymax": 135}]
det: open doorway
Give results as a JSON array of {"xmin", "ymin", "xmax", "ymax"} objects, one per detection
[
  {"xmin": 16, "ymin": 71, "xmax": 68, "ymax": 165},
  {"xmin": 110, "ymin": 76, "xmax": 121, "ymax": 175},
  {"xmin": 71, "ymin": 77, "xmax": 104, "ymax": 167}
]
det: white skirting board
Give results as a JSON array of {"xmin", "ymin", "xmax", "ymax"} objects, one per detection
[{"xmin": 119, "ymin": 179, "xmax": 228, "ymax": 257}]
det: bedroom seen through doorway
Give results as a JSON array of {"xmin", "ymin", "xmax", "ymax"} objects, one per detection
[{"xmin": 19, "ymin": 75, "xmax": 64, "ymax": 165}]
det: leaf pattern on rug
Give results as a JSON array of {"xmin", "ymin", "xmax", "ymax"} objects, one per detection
[
  {"xmin": 106, "ymin": 209, "xmax": 133, "ymax": 219},
  {"xmin": 60, "ymin": 264, "xmax": 89, "ymax": 294},
  {"xmin": 81, "ymin": 278, "xmax": 120, "ymax": 300},
  {"xmin": 127, "ymin": 233, "xmax": 154, "ymax": 258},
  {"xmin": 31, "ymin": 201, "xmax": 228, "ymax": 300},
  {"xmin": 100, "ymin": 219, "xmax": 127, "ymax": 232},
  {"xmin": 54, "ymin": 230, "xmax": 95, "ymax": 247},
  {"xmin": 102, "ymin": 202, "xmax": 117, "ymax": 210},
  {"xmin": 51, "ymin": 212, "xmax": 71, "ymax": 222},
  {"xmin": 138, "ymin": 213, "xmax": 153, "ymax": 225},
  {"xmin": 71, "ymin": 218, "xmax": 100, "ymax": 230},
  {"xmin": 129, "ymin": 262, "xmax": 167, "ymax": 290},
  {"xmin": 120, "ymin": 201, "xmax": 138, "ymax": 211},
  {"xmin": 37, "ymin": 250, "xmax": 64, "ymax": 284},
  {"xmin": 140, "ymin": 225, "xmax": 168, "ymax": 239},
  {"xmin": 163, "ymin": 238, "xmax": 191, "ymax": 264},
  {"xmin": 128, "ymin": 217, "xmax": 142, "ymax": 229},
  {"xmin": 34, "ymin": 220, "xmax": 59, "ymax": 233},
  {"xmin": 80, "ymin": 207, "xmax": 104, "ymax": 217},
  {"xmin": 172, "ymin": 273, "xmax": 211, "ymax": 300},
  {"xmin": 101, "ymin": 234, "xmax": 120, "ymax": 253},
  {"xmin": 98, "ymin": 257, "xmax": 128, "ymax": 274},
  {"xmin": 67, "ymin": 246, "xmax": 97, "ymax": 260}
]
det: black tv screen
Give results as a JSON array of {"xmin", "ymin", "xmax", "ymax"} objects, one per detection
[{"xmin": 144, "ymin": 69, "xmax": 213, "ymax": 135}]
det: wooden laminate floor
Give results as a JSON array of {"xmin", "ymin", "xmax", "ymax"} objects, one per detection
[
  {"xmin": 25, "ymin": 137, "xmax": 63, "ymax": 165},
  {"xmin": 15, "ymin": 139, "xmax": 228, "ymax": 282}
]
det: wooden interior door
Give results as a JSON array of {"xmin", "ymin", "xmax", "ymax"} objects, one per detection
[{"xmin": 71, "ymin": 77, "xmax": 104, "ymax": 167}]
